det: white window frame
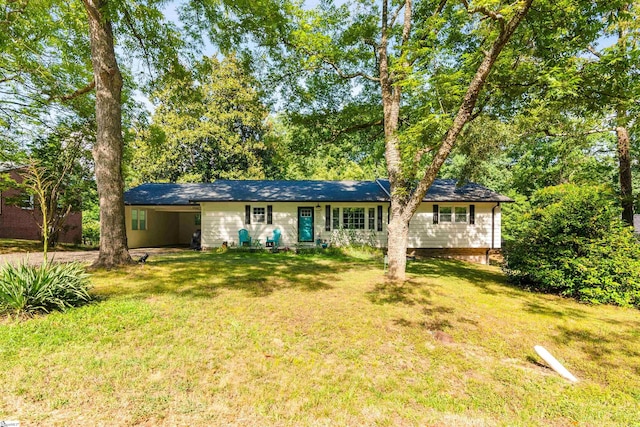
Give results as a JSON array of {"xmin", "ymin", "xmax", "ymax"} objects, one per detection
[
  {"xmin": 343, "ymin": 207, "xmax": 365, "ymax": 230},
  {"xmin": 21, "ymin": 194, "xmax": 34, "ymax": 210},
  {"xmin": 439, "ymin": 206, "xmax": 452, "ymax": 223},
  {"xmin": 131, "ymin": 208, "xmax": 147, "ymax": 231},
  {"xmin": 454, "ymin": 206, "xmax": 468, "ymax": 223},
  {"xmin": 252, "ymin": 207, "xmax": 266, "ymax": 223}
]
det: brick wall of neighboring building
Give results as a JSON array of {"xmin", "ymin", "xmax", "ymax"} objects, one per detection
[{"xmin": 0, "ymin": 169, "xmax": 82, "ymax": 244}]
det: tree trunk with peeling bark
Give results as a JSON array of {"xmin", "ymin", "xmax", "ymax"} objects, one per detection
[
  {"xmin": 616, "ymin": 123, "xmax": 634, "ymax": 226},
  {"xmin": 382, "ymin": 0, "xmax": 533, "ymax": 282},
  {"xmin": 83, "ymin": 0, "xmax": 132, "ymax": 267}
]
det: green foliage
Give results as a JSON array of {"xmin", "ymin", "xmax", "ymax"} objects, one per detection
[
  {"xmin": 82, "ymin": 203, "xmax": 100, "ymax": 245},
  {"xmin": 0, "ymin": 262, "xmax": 92, "ymax": 316},
  {"xmin": 329, "ymin": 227, "xmax": 378, "ymax": 248},
  {"xmin": 504, "ymin": 184, "xmax": 640, "ymax": 307},
  {"xmin": 130, "ymin": 55, "xmax": 271, "ymax": 183}
]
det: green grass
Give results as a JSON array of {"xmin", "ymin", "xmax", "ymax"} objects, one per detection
[
  {"xmin": 1, "ymin": 250, "xmax": 639, "ymax": 426},
  {"xmin": 0, "ymin": 238, "xmax": 96, "ymax": 254}
]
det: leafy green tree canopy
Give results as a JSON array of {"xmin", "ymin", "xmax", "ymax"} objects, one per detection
[{"xmin": 131, "ymin": 55, "xmax": 270, "ymax": 183}]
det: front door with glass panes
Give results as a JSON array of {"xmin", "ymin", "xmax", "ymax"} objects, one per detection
[{"xmin": 298, "ymin": 207, "xmax": 314, "ymax": 242}]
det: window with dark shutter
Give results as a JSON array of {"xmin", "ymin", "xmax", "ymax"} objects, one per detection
[
  {"xmin": 267, "ymin": 205, "xmax": 273, "ymax": 224},
  {"xmin": 433, "ymin": 204, "xmax": 439, "ymax": 224},
  {"xmin": 325, "ymin": 205, "xmax": 331, "ymax": 231},
  {"xmin": 377, "ymin": 205, "xmax": 383, "ymax": 231},
  {"xmin": 469, "ymin": 204, "xmax": 475, "ymax": 225},
  {"xmin": 245, "ymin": 205, "xmax": 251, "ymax": 224}
]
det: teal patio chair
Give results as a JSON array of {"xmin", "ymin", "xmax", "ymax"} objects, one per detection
[
  {"xmin": 266, "ymin": 229, "xmax": 281, "ymax": 248},
  {"xmin": 238, "ymin": 229, "xmax": 252, "ymax": 247}
]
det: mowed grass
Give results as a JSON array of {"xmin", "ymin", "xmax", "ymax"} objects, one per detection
[
  {"xmin": 0, "ymin": 238, "xmax": 96, "ymax": 254},
  {"xmin": 1, "ymin": 250, "xmax": 639, "ymax": 426}
]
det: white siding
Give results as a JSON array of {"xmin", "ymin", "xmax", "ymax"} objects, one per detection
[
  {"xmin": 493, "ymin": 204, "xmax": 502, "ymax": 249},
  {"xmin": 129, "ymin": 201, "xmax": 503, "ymax": 250},
  {"xmin": 407, "ymin": 202, "xmax": 501, "ymax": 249},
  {"xmin": 200, "ymin": 202, "xmax": 389, "ymax": 248}
]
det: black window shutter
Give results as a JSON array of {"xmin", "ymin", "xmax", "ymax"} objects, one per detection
[
  {"xmin": 245, "ymin": 205, "xmax": 251, "ymax": 224},
  {"xmin": 469, "ymin": 204, "xmax": 475, "ymax": 225},
  {"xmin": 377, "ymin": 205, "xmax": 383, "ymax": 231},
  {"xmin": 325, "ymin": 205, "xmax": 331, "ymax": 231},
  {"xmin": 267, "ymin": 205, "xmax": 273, "ymax": 224},
  {"xmin": 433, "ymin": 204, "xmax": 439, "ymax": 224}
]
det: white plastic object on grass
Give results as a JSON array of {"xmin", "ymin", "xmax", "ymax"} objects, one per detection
[{"xmin": 534, "ymin": 345, "xmax": 579, "ymax": 383}]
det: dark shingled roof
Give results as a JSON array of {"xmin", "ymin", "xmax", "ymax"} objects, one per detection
[
  {"xmin": 124, "ymin": 179, "xmax": 512, "ymax": 205},
  {"xmin": 376, "ymin": 179, "xmax": 513, "ymax": 202}
]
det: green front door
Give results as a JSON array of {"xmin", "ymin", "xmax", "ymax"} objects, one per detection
[{"xmin": 298, "ymin": 207, "xmax": 314, "ymax": 242}]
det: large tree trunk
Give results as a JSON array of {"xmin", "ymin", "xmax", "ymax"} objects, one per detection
[
  {"xmin": 379, "ymin": 0, "xmax": 412, "ymax": 281},
  {"xmin": 387, "ymin": 214, "xmax": 409, "ymax": 279},
  {"xmin": 616, "ymin": 124, "xmax": 634, "ymax": 226},
  {"xmin": 84, "ymin": 0, "xmax": 132, "ymax": 267}
]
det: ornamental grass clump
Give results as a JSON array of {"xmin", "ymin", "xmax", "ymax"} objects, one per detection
[{"xmin": 0, "ymin": 262, "xmax": 92, "ymax": 316}]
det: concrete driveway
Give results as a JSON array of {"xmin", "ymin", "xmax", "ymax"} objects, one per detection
[{"xmin": 0, "ymin": 247, "xmax": 189, "ymax": 266}]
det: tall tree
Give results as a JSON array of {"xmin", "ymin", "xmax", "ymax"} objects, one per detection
[
  {"xmin": 579, "ymin": 2, "xmax": 639, "ymax": 226},
  {"xmin": 82, "ymin": 0, "xmax": 131, "ymax": 266},
  {"xmin": 1, "ymin": 0, "xmax": 184, "ymax": 267},
  {"xmin": 131, "ymin": 55, "xmax": 270, "ymax": 183},
  {"xmin": 191, "ymin": 0, "xmax": 538, "ymax": 280}
]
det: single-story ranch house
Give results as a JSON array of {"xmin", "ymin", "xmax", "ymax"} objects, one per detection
[{"xmin": 124, "ymin": 179, "xmax": 512, "ymax": 263}]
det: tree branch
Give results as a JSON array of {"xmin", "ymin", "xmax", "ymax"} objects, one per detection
[
  {"xmin": 54, "ymin": 79, "xmax": 96, "ymax": 102},
  {"xmin": 434, "ymin": 0, "xmax": 448, "ymax": 16},
  {"xmin": 330, "ymin": 118, "xmax": 383, "ymax": 141},
  {"xmin": 405, "ymin": 0, "xmax": 533, "ymax": 217},
  {"xmin": 401, "ymin": 0, "xmax": 412, "ymax": 47},
  {"xmin": 408, "ymin": 0, "xmax": 448, "ymax": 67},
  {"xmin": 389, "ymin": 3, "xmax": 405, "ymax": 28},
  {"xmin": 519, "ymin": 127, "xmax": 614, "ymax": 138},
  {"xmin": 0, "ymin": 0, "xmax": 29, "ymax": 25},
  {"xmin": 460, "ymin": 0, "xmax": 505, "ymax": 22},
  {"xmin": 322, "ymin": 57, "xmax": 381, "ymax": 82},
  {"xmin": 121, "ymin": 3, "xmax": 154, "ymax": 77},
  {"xmin": 587, "ymin": 44, "xmax": 602, "ymax": 59},
  {"xmin": 414, "ymin": 146, "xmax": 433, "ymax": 164},
  {"xmin": 283, "ymin": 38, "xmax": 380, "ymax": 82}
]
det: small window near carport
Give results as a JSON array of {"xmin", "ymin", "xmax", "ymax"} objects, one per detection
[
  {"xmin": 195, "ymin": 213, "xmax": 201, "ymax": 226},
  {"xmin": 469, "ymin": 204, "xmax": 475, "ymax": 225},
  {"xmin": 131, "ymin": 208, "xmax": 147, "ymax": 231},
  {"xmin": 377, "ymin": 205, "xmax": 383, "ymax": 231},
  {"xmin": 267, "ymin": 205, "xmax": 273, "ymax": 224},
  {"xmin": 368, "ymin": 208, "xmax": 375, "ymax": 230}
]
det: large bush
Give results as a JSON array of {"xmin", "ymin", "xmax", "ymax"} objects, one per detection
[
  {"xmin": 0, "ymin": 262, "xmax": 92, "ymax": 316},
  {"xmin": 503, "ymin": 184, "xmax": 640, "ymax": 307}
]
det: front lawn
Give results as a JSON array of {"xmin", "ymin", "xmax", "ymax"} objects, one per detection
[
  {"xmin": 0, "ymin": 238, "xmax": 96, "ymax": 254},
  {"xmin": 1, "ymin": 250, "xmax": 638, "ymax": 426}
]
